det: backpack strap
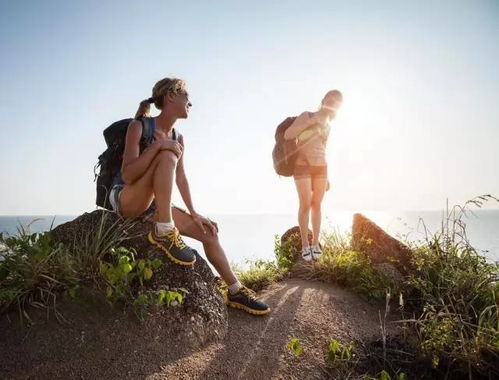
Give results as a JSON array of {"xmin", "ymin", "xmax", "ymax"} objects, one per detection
[
  {"xmin": 142, "ymin": 117, "xmax": 155, "ymax": 144},
  {"xmin": 141, "ymin": 117, "xmax": 177, "ymax": 142}
]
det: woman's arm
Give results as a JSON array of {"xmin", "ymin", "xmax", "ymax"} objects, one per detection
[
  {"xmin": 175, "ymin": 134, "xmax": 218, "ymax": 235},
  {"xmin": 121, "ymin": 120, "xmax": 183, "ymax": 185},
  {"xmin": 121, "ymin": 120, "xmax": 161, "ymax": 185},
  {"xmin": 283, "ymin": 112, "xmax": 313, "ymax": 140},
  {"xmin": 175, "ymin": 134, "xmax": 197, "ymax": 214}
]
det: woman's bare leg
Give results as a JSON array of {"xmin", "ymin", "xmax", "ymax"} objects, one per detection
[
  {"xmin": 172, "ymin": 207, "xmax": 238, "ymax": 285},
  {"xmin": 172, "ymin": 207, "xmax": 270, "ymax": 315},
  {"xmin": 294, "ymin": 177, "xmax": 313, "ymax": 247},
  {"xmin": 310, "ymin": 177, "xmax": 328, "ymax": 246},
  {"xmin": 119, "ymin": 150, "xmax": 178, "ymax": 221}
]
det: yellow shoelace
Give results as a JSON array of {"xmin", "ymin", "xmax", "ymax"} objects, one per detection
[
  {"xmin": 166, "ymin": 228, "xmax": 187, "ymax": 249},
  {"xmin": 239, "ymin": 286, "xmax": 257, "ymax": 300}
]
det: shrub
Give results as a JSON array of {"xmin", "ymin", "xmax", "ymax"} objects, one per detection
[
  {"xmin": 234, "ymin": 259, "xmax": 286, "ymax": 292},
  {"xmin": 0, "ymin": 227, "xmax": 78, "ymax": 322},
  {"xmin": 401, "ymin": 195, "xmax": 499, "ymax": 377}
]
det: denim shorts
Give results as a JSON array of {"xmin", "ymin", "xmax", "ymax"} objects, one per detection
[
  {"xmin": 109, "ymin": 184, "xmax": 124, "ymax": 216},
  {"xmin": 293, "ymin": 165, "xmax": 328, "ymax": 180}
]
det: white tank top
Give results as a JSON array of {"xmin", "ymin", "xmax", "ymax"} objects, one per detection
[{"xmin": 295, "ymin": 122, "xmax": 329, "ymax": 166}]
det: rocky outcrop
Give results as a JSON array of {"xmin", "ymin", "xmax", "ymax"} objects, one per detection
[
  {"xmin": 280, "ymin": 215, "xmax": 412, "ymax": 285},
  {"xmin": 372, "ymin": 262, "xmax": 405, "ymax": 289},
  {"xmin": 280, "ymin": 226, "xmax": 314, "ymax": 265},
  {"xmin": 0, "ymin": 210, "xmax": 228, "ymax": 379},
  {"xmin": 351, "ymin": 213, "xmax": 413, "ymax": 275}
]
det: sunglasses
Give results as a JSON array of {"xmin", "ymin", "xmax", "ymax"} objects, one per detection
[{"xmin": 321, "ymin": 105, "xmax": 337, "ymax": 112}]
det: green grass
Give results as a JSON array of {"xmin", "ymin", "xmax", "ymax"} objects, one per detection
[
  {"xmin": 233, "ymin": 259, "xmax": 286, "ymax": 292},
  {"xmin": 0, "ymin": 226, "xmax": 79, "ymax": 322},
  {"xmin": 274, "ymin": 227, "xmax": 395, "ymax": 301},
  {"xmin": 2, "ymin": 196, "xmax": 498, "ymax": 377},
  {"xmin": 235, "ymin": 228, "xmax": 394, "ymax": 301},
  {"xmin": 237, "ymin": 195, "xmax": 498, "ymax": 378},
  {"xmin": 70, "ymin": 211, "xmax": 138, "ymax": 280},
  {"xmin": 304, "ymin": 246, "xmax": 394, "ymax": 301},
  {"xmin": 398, "ymin": 195, "xmax": 499, "ymax": 377},
  {"xmin": 0, "ymin": 212, "xmax": 186, "ymax": 323}
]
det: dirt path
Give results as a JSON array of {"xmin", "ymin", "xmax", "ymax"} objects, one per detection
[
  {"xmin": 151, "ymin": 278, "xmax": 398, "ymax": 380},
  {"xmin": 1, "ymin": 278, "xmax": 398, "ymax": 379}
]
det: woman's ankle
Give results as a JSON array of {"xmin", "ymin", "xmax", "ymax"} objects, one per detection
[{"xmin": 155, "ymin": 221, "xmax": 175, "ymax": 235}]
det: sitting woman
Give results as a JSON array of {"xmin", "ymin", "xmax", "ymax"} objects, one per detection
[{"xmin": 109, "ymin": 77, "xmax": 269, "ymax": 315}]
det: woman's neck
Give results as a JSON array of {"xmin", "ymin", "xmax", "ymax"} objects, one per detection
[{"xmin": 154, "ymin": 112, "xmax": 177, "ymax": 133}]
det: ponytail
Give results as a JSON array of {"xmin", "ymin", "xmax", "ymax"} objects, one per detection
[
  {"xmin": 135, "ymin": 97, "xmax": 154, "ymax": 119},
  {"xmin": 136, "ymin": 78, "xmax": 186, "ymax": 119}
]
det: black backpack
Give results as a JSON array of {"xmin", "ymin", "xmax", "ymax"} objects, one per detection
[
  {"xmin": 272, "ymin": 116, "xmax": 298, "ymax": 177},
  {"xmin": 94, "ymin": 117, "xmax": 156, "ymax": 209}
]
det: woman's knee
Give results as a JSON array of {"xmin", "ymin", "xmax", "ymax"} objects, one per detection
[
  {"xmin": 299, "ymin": 199, "xmax": 312, "ymax": 212},
  {"xmin": 311, "ymin": 198, "xmax": 323, "ymax": 210},
  {"xmin": 200, "ymin": 231, "xmax": 220, "ymax": 245},
  {"xmin": 156, "ymin": 150, "xmax": 178, "ymax": 166}
]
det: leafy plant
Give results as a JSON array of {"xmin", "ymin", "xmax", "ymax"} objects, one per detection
[
  {"xmin": 133, "ymin": 288, "xmax": 188, "ymax": 321},
  {"xmin": 326, "ymin": 339, "xmax": 355, "ymax": 363},
  {"xmin": 99, "ymin": 246, "xmax": 162, "ymax": 303},
  {"xmin": 286, "ymin": 337, "xmax": 303, "ymax": 356},
  {"xmin": 71, "ymin": 211, "xmax": 138, "ymax": 279},
  {"xmin": 274, "ymin": 234, "xmax": 296, "ymax": 271},
  {"xmin": 98, "ymin": 245, "xmax": 189, "ymax": 321}
]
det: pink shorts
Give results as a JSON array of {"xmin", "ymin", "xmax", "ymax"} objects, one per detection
[{"xmin": 293, "ymin": 165, "xmax": 328, "ymax": 180}]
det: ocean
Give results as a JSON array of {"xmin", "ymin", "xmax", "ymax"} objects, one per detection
[{"xmin": 1, "ymin": 210, "xmax": 498, "ymax": 266}]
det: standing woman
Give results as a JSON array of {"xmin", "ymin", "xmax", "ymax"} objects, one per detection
[
  {"xmin": 284, "ymin": 90, "xmax": 343, "ymax": 261},
  {"xmin": 110, "ymin": 77, "xmax": 269, "ymax": 315}
]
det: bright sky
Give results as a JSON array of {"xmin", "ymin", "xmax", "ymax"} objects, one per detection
[{"xmin": 0, "ymin": 0, "xmax": 498, "ymax": 215}]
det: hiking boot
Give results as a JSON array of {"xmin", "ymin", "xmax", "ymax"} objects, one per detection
[
  {"xmin": 311, "ymin": 245, "xmax": 322, "ymax": 261},
  {"xmin": 227, "ymin": 286, "xmax": 270, "ymax": 316},
  {"xmin": 302, "ymin": 246, "xmax": 313, "ymax": 262},
  {"xmin": 148, "ymin": 227, "xmax": 196, "ymax": 266}
]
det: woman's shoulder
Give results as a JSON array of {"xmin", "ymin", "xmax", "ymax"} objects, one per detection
[
  {"xmin": 126, "ymin": 119, "xmax": 144, "ymax": 138},
  {"xmin": 298, "ymin": 111, "xmax": 314, "ymax": 119}
]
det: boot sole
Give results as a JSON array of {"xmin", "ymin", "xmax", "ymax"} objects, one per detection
[
  {"xmin": 227, "ymin": 301, "xmax": 270, "ymax": 316},
  {"xmin": 148, "ymin": 232, "xmax": 196, "ymax": 266}
]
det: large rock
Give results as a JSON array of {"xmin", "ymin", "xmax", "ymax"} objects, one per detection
[
  {"xmin": 373, "ymin": 262, "xmax": 405, "ymax": 289},
  {"xmin": 351, "ymin": 213, "xmax": 413, "ymax": 275},
  {"xmin": 0, "ymin": 210, "xmax": 228, "ymax": 378},
  {"xmin": 280, "ymin": 226, "xmax": 314, "ymax": 265}
]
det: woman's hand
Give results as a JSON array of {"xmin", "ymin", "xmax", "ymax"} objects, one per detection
[
  {"xmin": 192, "ymin": 213, "xmax": 218, "ymax": 236},
  {"xmin": 155, "ymin": 139, "xmax": 183, "ymax": 158}
]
